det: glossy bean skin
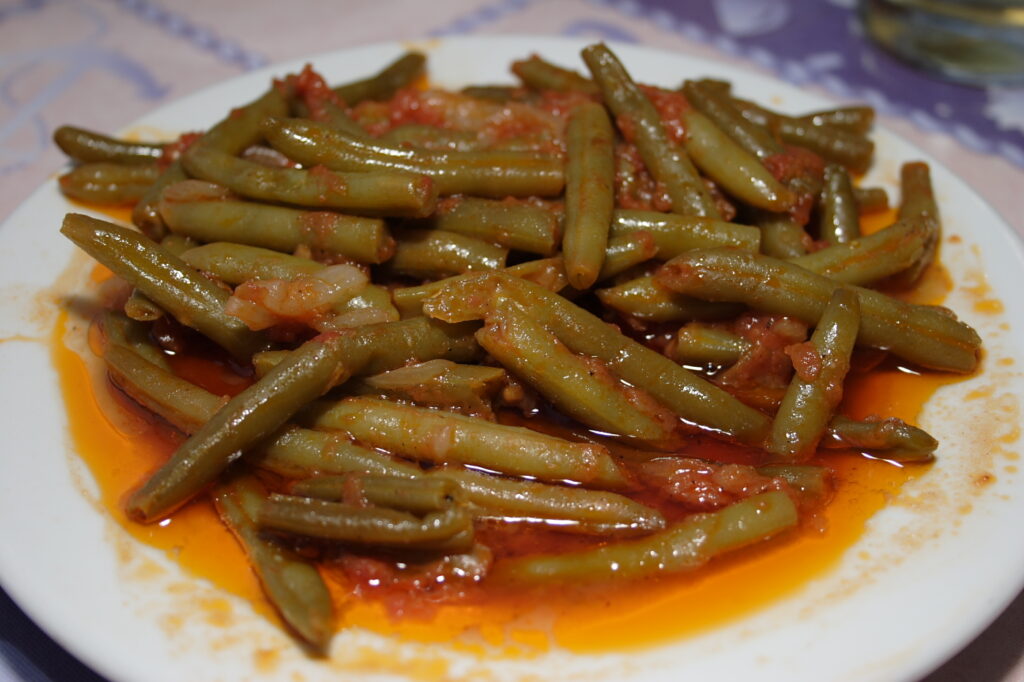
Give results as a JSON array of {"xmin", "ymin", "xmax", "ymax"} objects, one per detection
[
  {"xmin": 853, "ymin": 186, "xmax": 889, "ymax": 214},
  {"xmin": 477, "ymin": 296, "xmax": 680, "ymax": 449},
  {"xmin": 125, "ymin": 333, "xmax": 357, "ymax": 522},
  {"xmin": 182, "ymin": 145, "xmax": 438, "ymax": 218},
  {"xmin": 512, "ymin": 55, "xmax": 599, "ymax": 94},
  {"xmin": 819, "ymin": 164, "xmax": 860, "ymax": 245},
  {"xmin": 161, "ymin": 190, "xmax": 395, "ymax": 264},
  {"xmin": 384, "ymin": 228, "xmax": 508, "ymax": 279},
  {"xmin": 60, "ymin": 213, "xmax": 266, "ymax": 362},
  {"xmin": 214, "ymin": 476, "xmax": 335, "ymax": 652},
  {"xmin": 681, "ymin": 80, "xmax": 781, "ymax": 160},
  {"xmin": 670, "ymin": 324, "xmax": 751, "ymax": 367},
  {"xmin": 427, "ymin": 196, "xmax": 562, "ymax": 256},
  {"xmin": 262, "ymin": 117, "xmax": 565, "ymax": 198},
  {"xmin": 304, "ymin": 396, "xmax": 628, "ymax": 489},
  {"xmin": 890, "ymin": 162, "xmax": 940, "ymax": 288},
  {"xmin": 610, "ymin": 209, "xmax": 761, "ymax": 256},
  {"xmin": 757, "ymin": 212, "xmax": 809, "ymax": 259},
  {"xmin": 58, "ymin": 163, "xmax": 160, "ymax": 205},
  {"xmin": 332, "ymin": 51, "xmax": 426, "ymax": 105},
  {"xmin": 799, "ymin": 106, "xmax": 875, "ymax": 134},
  {"xmin": 596, "ymin": 275, "xmax": 743, "ymax": 323},
  {"xmin": 824, "ymin": 415, "xmax": 937, "ymax": 462},
  {"xmin": 101, "ymin": 311, "xmax": 171, "ymax": 370},
  {"xmin": 494, "ymin": 491, "xmax": 797, "ymax": 583},
  {"xmin": 132, "ymin": 161, "xmax": 187, "ymax": 240},
  {"xmin": 792, "ymin": 219, "xmax": 928, "ymax": 286},
  {"xmin": 563, "ymin": 100, "xmax": 615, "ymax": 289},
  {"xmin": 582, "ymin": 43, "xmax": 719, "ymax": 218},
  {"xmin": 182, "ymin": 242, "xmax": 323, "ymax": 284},
  {"xmin": 292, "ymin": 474, "xmax": 456, "ymax": 514},
  {"xmin": 769, "ymin": 289, "xmax": 861, "ymax": 460},
  {"xmin": 54, "ymin": 125, "xmax": 164, "ymax": 164},
  {"xmin": 654, "ymin": 249, "xmax": 981, "ymax": 373},
  {"xmin": 424, "ymin": 273, "xmax": 774, "ymax": 447}
]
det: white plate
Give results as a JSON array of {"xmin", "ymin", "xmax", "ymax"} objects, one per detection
[{"xmin": 0, "ymin": 36, "xmax": 1022, "ymax": 682}]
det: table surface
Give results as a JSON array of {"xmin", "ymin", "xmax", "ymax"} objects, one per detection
[{"xmin": 0, "ymin": 1, "xmax": 1021, "ymax": 680}]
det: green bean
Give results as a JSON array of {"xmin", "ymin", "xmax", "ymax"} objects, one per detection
[
  {"xmin": 331, "ymin": 284, "xmax": 399, "ymax": 325},
  {"xmin": 681, "ymin": 80, "xmax": 780, "ymax": 159},
  {"xmin": 427, "ymin": 197, "xmax": 562, "ymax": 255},
  {"xmin": 182, "ymin": 242, "xmax": 323, "ymax": 284},
  {"xmin": 160, "ymin": 188, "xmax": 395, "ymax": 263},
  {"xmin": 670, "ymin": 324, "xmax": 751, "ymax": 366},
  {"xmin": 757, "ymin": 212, "xmax": 809, "ymax": 258},
  {"xmin": 824, "ymin": 415, "xmax": 937, "ymax": 462},
  {"xmin": 259, "ymin": 494, "xmax": 473, "ymax": 552},
  {"xmin": 262, "ymin": 117, "xmax": 565, "ymax": 198},
  {"xmin": 305, "ymin": 396, "xmax": 627, "ymax": 488},
  {"xmin": 384, "ymin": 228, "xmax": 507, "ymax": 279},
  {"xmin": 799, "ymin": 106, "xmax": 875, "ymax": 134},
  {"xmin": 158, "ymin": 233, "xmax": 199, "ymax": 256},
  {"xmin": 494, "ymin": 491, "xmax": 797, "ymax": 583},
  {"xmin": 596, "ymin": 275, "xmax": 743, "ymax": 324},
  {"xmin": 732, "ymin": 98, "xmax": 874, "ymax": 174},
  {"xmin": 681, "ymin": 108, "xmax": 795, "ymax": 212},
  {"xmin": 132, "ymin": 160, "xmax": 187, "ymax": 240},
  {"xmin": 563, "ymin": 100, "xmax": 615, "ymax": 289},
  {"xmin": 512, "ymin": 55, "xmax": 599, "ymax": 94},
  {"xmin": 60, "ymin": 213, "xmax": 266, "ymax": 362},
  {"xmin": 654, "ymin": 249, "xmax": 981, "ymax": 373},
  {"xmin": 200, "ymin": 88, "xmax": 289, "ymax": 155},
  {"xmin": 125, "ymin": 332, "xmax": 356, "ymax": 522},
  {"xmin": 610, "ymin": 209, "xmax": 761, "ymax": 256},
  {"xmin": 104, "ymin": 344, "xmax": 223, "ymax": 434},
  {"xmin": 431, "ymin": 467, "xmax": 664, "ymax": 535},
  {"xmin": 581, "ymin": 43, "xmax": 719, "ymax": 217},
  {"xmin": 769, "ymin": 288, "xmax": 860, "ymax": 460},
  {"xmin": 756, "ymin": 464, "xmax": 831, "ymax": 502},
  {"xmin": 596, "ymin": 232, "xmax": 658, "ymax": 282},
  {"xmin": 424, "ymin": 273, "xmax": 773, "ymax": 446},
  {"xmin": 348, "ymin": 359, "xmax": 504, "ymax": 415},
  {"xmin": 257, "ymin": 426, "xmax": 422, "ymax": 479},
  {"xmin": 214, "ymin": 475, "xmax": 334, "ymax": 652},
  {"xmin": 54, "ymin": 126, "xmax": 164, "ymax": 165},
  {"xmin": 101, "ymin": 310, "xmax": 170, "ymax": 370},
  {"xmin": 477, "ymin": 296, "xmax": 679, "ymax": 448},
  {"xmin": 890, "ymin": 162, "xmax": 940, "ymax": 288},
  {"xmin": 58, "ymin": 162, "xmax": 159, "ymax": 205},
  {"xmin": 333, "ymin": 51, "xmax": 426, "ymax": 105},
  {"xmin": 819, "ymin": 164, "xmax": 860, "ymax": 245},
  {"xmin": 460, "ymin": 85, "xmax": 524, "ymax": 102},
  {"xmin": 792, "ymin": 219, "xmax": 929, "ymax": 286},
  {"xmin": 183, "ymin": 146, "xmax": 437, "ymax": 217},
  {"xmin": 380, "ymin": 125, "xmax": 480, "ymax": 152},
  {"xmin": 291, "ymin": 474, "xmax": 457, "ymax": 514},
  {"xmin": 853, "ymin": 186, "xmax": 890, "ymax": 214},
  {"xmin": 123, "ymin": 289, "xmax": 163, "ymax": 322}
]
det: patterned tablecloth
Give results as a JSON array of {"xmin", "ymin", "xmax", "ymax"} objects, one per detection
[{"xmin": 0, "ymin": 1, "xmax": 1021, "ymax": 680}]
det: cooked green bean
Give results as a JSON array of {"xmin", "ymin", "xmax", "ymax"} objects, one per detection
[
  {"xmin": 610, "ymin": 209, "xmax": 761, "ymax": 256},
  {"xmin": 182, "ymin": 242, "xmax": 323, "ymax": 284},
  {"xmin": 428, "ymin": 196, "xmax": 561, "ymax": 255},
  {"xmin": 655, "ymin": 249, "xmax": 981, "ymax": 372},
  {"xmin": 132, "ymin": 160, "xmax": 187, "ymax": 240},
  {"xmin": 182, "ymin": 146, "xmax": 437, "ymax": 217},
  {"xmin": 596, "ymin": 274, "xmax": 743, "ymax": 324},
  {"xmin": 853, "ymin": 186, "xmax": 889, "ymax": 214},
  {"xmin": 292, "ymin": 474, "xmax": 457, "ymax": 514},
  {"xmin": 477, "ymin": 297, "xmax": 679, "ymax": 448},
  {"xmin": 58, "ymin": 162, "xmax": 159, "ymax": 205},
  {"xmin": 125, "ymin": 333, "xmax": 357, "ymax": 522},
  {"xmin": 215, "ymin": 476, "xmax": 334, "ymax": 652},
  {"xmin": 596, "ymin": 233, "xmax": 657, "ymax": 282},
  {"xmin": 60, "ymin": 213, "xmax": 266, "ymax": 361},
  {"xmin": 331, "ymin": 284, "xmax": 399, "ymax": 325},
  {"xmin": 582, "ymin": 43, "xmax": 719, "ymax": 217},
  {"xmin": 756, "ymin": 464, "xmax": 831, "ymax": 502},
  {"xmin": 757, "ymin": 212, "xmax": 809, "ymax": 258},
  {"xmin": 681, "ymin": 80, "xmax": 781, "ymax": 159},
  {"xmin": 891, "ymin": 162, "xmax": 940, "ymax": 287},
  {"xmin": 160, "ymin": 188, "xmax": 395, "ymax": 263},
  {"xmin": 824, "ymin": 415, "xmax": 937, "ymax": 462},
  {"xmin": 259, "ymin": 494, "xmax": 473, "ymax": 551},
  {"xmin": 681, "ymin": 108, "xmax": 795, "ymax": 212},
  {"xmin": 819, "ymin": 164, "xmax": 860, "ymax": 245},
  {"xmin": 799, "ymin": 106, "xmax": 875, "ymax": 134},
  {"xmin": 200, "ymin": 88, "xmax": 289, "ymax": 155},
  {"xmin": 381, "ymin": 125, "xmax": 480, "ymax": 151},
  {"xmin": 257, "ymin": 426, "xmax": 422, "ymax": 479},
  {"xmin": 123, "ymin": 289, "xmax": 163, "ymax": 322},
  {"xmin": 305, "ymin": 396, "xmax": 627, "ymax": 489},
  {"xmin": 54, "ymin": 126, "xmax": 164, "ymax": 165},
  {"xmin": 671, "ymin": 324, "xmax": 751, "ymax": 366},
  {"xmin": 512, "ymin": 55, "xmax": 599, "ymax": 94},
  {"xmin": 384, "ymin": 228, "xmax": 507, "ymax": 279},
  {"xmin": 563, "ymin": 100, "xmax": 615, "ymax": 289},
  {"xmin": 424, "ymin": 273, "xmax": 773, "ymax": 446},
  {"xmin": 102, "ymin": 311, "xmax": 170, "ymax": 370},
  {"xmin": 333, "ymin": 51, "xmax": 426, "ymax": 105},
  {"xmin": 792, "ymin": 219, "xmax": 929, "ymax": 286},
  {"xmin": 262, "ymin": 117, "xmax": 565, "ymax": 198},
  {"xmin": 348, "ymin": 359, "xmax": 504, "ymax": 415},
  {"xmin": 431, "ymin": 467, "xmax": 664, "ymax": 535},
  {"xmin": 494, "ymin": 491, "xmax": 797, "ymax": 583},
  {"xmin": 769, "ymin": 288, "xmax": 860, "ymax": 460}
]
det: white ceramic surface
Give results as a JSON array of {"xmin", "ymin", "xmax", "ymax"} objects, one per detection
[{"xmin": 0, "ymin": 36, "xmax": 1021, "ymax": 682}]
